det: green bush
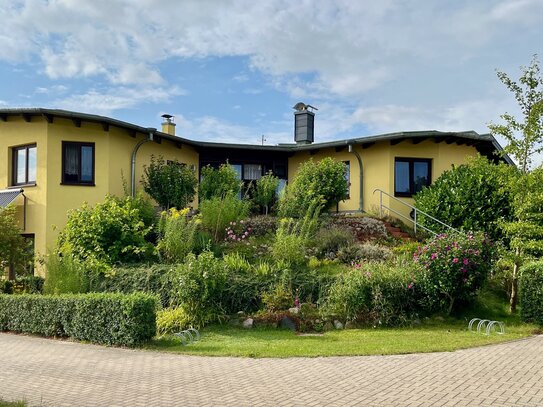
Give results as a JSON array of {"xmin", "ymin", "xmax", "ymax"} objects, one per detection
[
  {"xmin": 43, "ymin": 253, "xmax": 88, "ymax": 294},
  {"xmin": 57, "ymin": 195, "xmax": 155, "ymax": 266},
  {"xmin": 199, "ymin": 193, "xmax": 250, "ymax": 242},
  {"xmin": 414, "ymin": 156, "xmax": 517, "ymax": 240},
  {"xmin": 325, "ymin": 262, "xmax": 417, "ymax": 326},
  {"xmin": 0, "ymin": 293, "xmax": 157, "ymax": 346},
  {"xmin": 199, "ymin": 164, "xmax": 241, "ymax": 201},
  {"xmin": 0, "ymin": 205, "xmax": 29, "ymax": 275},
  {"xmin": 142, "ymin": 155, "xmax": 198, "ymax": 210},
  {"xmin": 244, "ymin": 215, "xmax": 277, "ymax": 237},
  {"xmin": 88, "ymin": 264, "xmax": 177, "ymax": 307},
  {"xmin": 0, "ymin": 280, "xmax": 14, "ymax": 294},
  {"xmin": 170, "ymin": 251, "xmax": 230, "ymax": 327},
  {"xmin": 253, "ymin": 172, "xmax": 279, "ymax": 215},
  {"xmin": 520, "ymin": 261, "xmax": 543, "ymax": 325},
  {"xmin": 157, "ymin": 208, "xmax": 199, "ymax": 263},
  {"xmin": 278, "ymin": 158, "xmax": 348, "ymax": 217},
  {"xmin": 314, "ymin": 226, "xmax": 355, "ymax": 259},
  {"xmin": 262, "ymin": 284, "xmax": 294, "ymax": 311},
  {"xmin": 156, "ymin": 307, "xmax": 191, "ymax": 336},
  {"xmin": 337, "ymin": 243, "xmax": 392, "ymax": 264},
  {"xmin": 414, "ymin": 232, "xmax": 495, "ymax": 314},
  {"xmin": 14, "ymin": 276, "xmax": 44, "ymax": 294}
]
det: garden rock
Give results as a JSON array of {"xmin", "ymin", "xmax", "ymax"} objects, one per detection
[
  {"xmin": 344, "ymin": 321, "xmax": 356, "ymax": 329},
  {"xmin": 280, "ymin": 316, "xmax": 297, "ymax": 331},
  {"xmin": 288, "ymin": 307, "xmax": 300, "ymax": 314},
  {"xmin": 323, "ymin": 321, "xmax": 334, "ymax": 331},
  {"xmin": 334, "ymin": 320, "xmax": 344, "ymax": 330},
  {"xmin": 242, "ymin": 318, "xmax": 254, "ymax": 329}
]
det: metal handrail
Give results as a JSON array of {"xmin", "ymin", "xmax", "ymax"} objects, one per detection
[{"xmin": 373, "ymin": 189, "xmax": 461, "ymax": 236}]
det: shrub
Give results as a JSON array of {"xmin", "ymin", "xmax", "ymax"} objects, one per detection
[
  {"xmin": 0, "ymin": 279, "xmax": 14, "ymax": 294},
  {"xmin": 243, "ymin": 215, "xmax": 278, "ymax": 237},
  {"xmin": 14, "ymin": 276, "xmax": 44, "ymax": 294},
  {"xmin": 413, "ymin": 232, "xmax": 495, "ymax": 314},
  {"xmin": 520, "ymin": 261, "xmax": 543, "ymax": 325},
  {"xmin": 0, "ymin": 205, "xmax": 29, "ymax": 274},
  {"xmin": 156, "ymin": 307, "xmax": 191, "ymax": 336},
  {"xmin": 253, "ymin": 172, "xmax": 279, "ymax": 215},
  {"xmin": 337, "ymin": 243, "xmax": 392, "ymax": 264},
  {"xmin": 314, "ymin": 226, "xmax": 355, "ymax": 259},
  {"xmin": 57, "ymin": 195, "xmax": 155, "ymax": 266},
  {"xmin": 224, "ymin": 219, "xmax": 252, "ymax": 243},
  {"xmin": 199, "ymin": 164, "xmax": 241, "ymax": 201},
  {"xmin": 170, "ymin": 251, "xmax": 229, "ymax": 327},
  {"xmin": 0, "ymin": 293, "xmax": 157, "ymax": 346},
  {"xmin": 414, "ymin": 156, "xmax": 517, "ymax": 241},
  {"xmin": 272, "ymin": 203, "xmax": 321, "ymax": 266},
  {"xmin": 88, "ymin": 263, "xmax": 177, "ymax": 307},
  {"xmin": 278, "ymin": 158, "xmax": 348, "ymax": 217},
  {"xmin": 325, "ymin": 262, "xmax": 417, "ymax": 326},
  {"xmin": 43, "ymin": 253, "xmax": 88, "ymax": 294},
  {"xmin": 157, "ymin": 208, "xmax": 199, "ymax": 263},
  {"xmin": 199, "ymin": 193, "xmax": 250, "ymax": 242},
  {"xmin": 262, "ymin": 284, "xmax": 294, "ymax": 311},
  {"xmin": 142, "ymin": 155, "xmax": 198, "ymax": 210}
]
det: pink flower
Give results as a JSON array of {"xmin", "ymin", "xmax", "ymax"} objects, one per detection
[
  {"xmin": 431, "ymin": 253, "xmax": 438, "ymax": 260},
  {"xmin": 463, "ymin": 258, "xmax": 469, "ymax": 265},
  {"xmin": 408, "ymin": 283, "xmax": 414, "ymax": 289},
  {"xmin": 453, "ymin": 258, "xmax": 459, "ymax": 263}
]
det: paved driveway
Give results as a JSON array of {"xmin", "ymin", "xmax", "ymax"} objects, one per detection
[{"xmin": 1, "ymin": 333, "xmax": 542, "ymax": 406}]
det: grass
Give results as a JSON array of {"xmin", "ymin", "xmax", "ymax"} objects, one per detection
[
  {"xmin": 0, "ymin": 400, "xmax": 26, "ymax": 407},
  {"xmin": 148, "ymin": 322, "xmax": 536, "ymax": 358},
  {"xmin": 147, "ymin": 287, "xmax": 538, "ymax": 358}
]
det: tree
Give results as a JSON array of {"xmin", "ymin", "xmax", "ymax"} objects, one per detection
[
  {"xmin": 199, "ymin": 164, "xmax": 241, "ymax": 201},
  {"xmin": 142, "ymin": 155, "xmax": 198, "ymax": 210},
  {"xmin": 489, "ymin": 55, "xmax": 543, "ymax": 312},
  {"xmin": 278, "ymin": 158, "xmax": 348, "ymax": 217},
  {"xmin": 0, "ymin": 205, "xmax": 28, "ymax": 278},
  {"xmin": 253, "ymin": 172, "xmax": 279, "ymax": 215}
]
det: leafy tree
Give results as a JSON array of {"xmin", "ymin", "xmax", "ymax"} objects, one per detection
[
  {"xmin": 253, "ymin": 171, "xmax": 279, "ymax": 215},
  {"xmin": 142, "ymin": 155, "xmax": 197, "ymax": 210},
  {"xmin": 489, "ymin": 55, "xmax": 543, "ymax": 174},
  {"xmin": 279, "ymin": 158, "xmax": 348, "ymax": 217},
  {"xmin": 488, "ymin": 56, "xmax": 543, "ymax": 312},
  {"xmin": 414, "ymin": 156, "xmax": 517, "ymax": 241},
  {"xmin": 199, "ymin": 164, "xmax": 241, "ymax": 201},
  {"xmin": 0, "ymin": 205, "xmax": 28, "ymax": 277}
]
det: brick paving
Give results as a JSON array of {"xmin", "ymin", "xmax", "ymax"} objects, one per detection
[{"xmin": 1, "ymin": 333, "xmax": 542, "ymax": 406}]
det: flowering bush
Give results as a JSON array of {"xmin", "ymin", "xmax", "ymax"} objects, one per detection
[
  {"xmin": 224, "ymin": 219, "xmax": 252, "ymax": 242},
  {"xmin": 413, "ymin": 232, "xmax": 495, "ymax": 314}
]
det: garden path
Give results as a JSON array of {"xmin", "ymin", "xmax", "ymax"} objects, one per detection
[{"xmin": 1, "ymin": 332, "xmax": 542, "ymax": 406}]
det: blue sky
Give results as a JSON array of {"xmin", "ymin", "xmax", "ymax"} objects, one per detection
[{"xmin": 1, "ymin": 0, "xmax": 542, "ymax": 148}]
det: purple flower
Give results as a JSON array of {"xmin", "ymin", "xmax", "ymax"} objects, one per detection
[{"xmin": 453, "ymin": 258, "xmax": 459, "ymax": 264}]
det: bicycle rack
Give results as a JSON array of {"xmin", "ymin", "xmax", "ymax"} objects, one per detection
[
  {"xmin": 468, "ymin": 318, "xmax": 505, "ymax": 335},
  {"xmin": 174, "ymin": 328, "xmax": 201, "ymax": 345}
]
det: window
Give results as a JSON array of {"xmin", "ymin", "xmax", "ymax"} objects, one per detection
[
  {"xmin": 394, "ymin": 158, "xmax": 431, "ymax": 197},
  {"xmin": 12, "ymin": 144, "xmax": 37, "ymax": 186},
  {"xmin": 62, "ymin": 142, "xmax": 95, "ymax": 185},
  {"xmin": 243, "ymin": 164, "xmax": 262, "ymax": 180},
  {"xmin": 343, "ymin": 161, "xmax": 350, "ymax": 199}
]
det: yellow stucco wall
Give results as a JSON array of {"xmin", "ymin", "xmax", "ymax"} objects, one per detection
[
  {"xmin": 288, "ymin": 139, "xmax": 479, "ymax": 223},
  {"xmin": 1, "ymin": 116, "xmax": 199, "ymax": 275}
]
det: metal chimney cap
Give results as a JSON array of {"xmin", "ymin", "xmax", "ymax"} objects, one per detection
[
  {"xmin": 293, "ymin": 102, "xmax": 318, "ymax": 112},
  {"xmin": 161, "ymin": 114, "xmax": 174, "ymax": 122}
]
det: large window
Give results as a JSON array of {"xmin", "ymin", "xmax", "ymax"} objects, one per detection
[
  {"xmin": 12, "ymin": 144, "xmax": 37, "ymax": 186},
  {"xmin": 62, "ymin": 142, "xmax": 95, "ymax": 185},
  {"xmin": 394, "ymin": 158, "xmax": 431, "ymax": 197}
]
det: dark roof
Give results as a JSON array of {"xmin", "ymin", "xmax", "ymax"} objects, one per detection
[{"xmin": 0, "ymin": 108, "xmax": 512, "ymax": 163}]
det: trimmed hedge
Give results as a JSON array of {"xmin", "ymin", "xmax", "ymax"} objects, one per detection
[
  {"xmin": 0, "ymin": 292, "xmax": 158, "ymax": 346},
  {"xmin": 520, "ymin": 261, "xmax": 543, "ymax": 326}
]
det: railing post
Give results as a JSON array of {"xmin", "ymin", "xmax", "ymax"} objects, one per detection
[
  {"xmin": 414, "ymin": 209, "xmax": 417, "ymax": 235},
  {"xmin": 379, "ymin": 191, "xmax": 383, "ymax": 218}
]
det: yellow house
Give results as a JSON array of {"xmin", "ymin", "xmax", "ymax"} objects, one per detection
[{"xmin": 0, "ymin": 107, "xmax": 509, "ymax": 276}]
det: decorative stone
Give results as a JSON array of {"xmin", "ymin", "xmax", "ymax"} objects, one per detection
[
  {"xmin": 323, "ymin": 321, "xmax": 334, "ymax": 331},
  {"xmin": 333, "ymin": 320, "xmax": 344, "ymax": 330},
  {"xmin": 288, "ymin": 307, "xmax": 300, "ymax": 314},
  {"xmin": 344, "ymin": 321, "xmax": 356, "ymax": 329},
  {"xmin": 280, "ymin": 316, "xmax": 297, "ymax": 331},
  {"xmin": 242, "ymin": 318, "xmax": 254, "ymax": 329},
  {"xmin": 237, "ymin": 311, "xmax": 245, "ymax": 316}
]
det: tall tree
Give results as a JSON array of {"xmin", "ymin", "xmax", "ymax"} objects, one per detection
[{"xmin": 489, "ymin": 55, "xmax": 543, "ymax": 312}]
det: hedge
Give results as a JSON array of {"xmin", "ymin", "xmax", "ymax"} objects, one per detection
[
  {"xmin": 0, "ymin": 292, "xmax": 158, "ymax": 346},
  {"xmin": 520, "ymin": 261, "xmax": 543, "ymax": 326}
]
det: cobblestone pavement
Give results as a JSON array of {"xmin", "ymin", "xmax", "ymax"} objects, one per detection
[{"xmin": 1, "ymin": 333, "xmax": 542, "ymax": 406}]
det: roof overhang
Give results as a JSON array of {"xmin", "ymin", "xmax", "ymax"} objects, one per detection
[{"xmin": 0, "ymin": 188, "xmax": 24, "ymax": 208}]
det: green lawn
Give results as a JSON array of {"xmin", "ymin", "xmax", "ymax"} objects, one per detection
[
  {"xmin": 0, "ymin": 400, "xmax": 26, "ymax": 407},
  {"xmin": 148, "ymin": 321, "xmax": 537, "ymax": 358}
]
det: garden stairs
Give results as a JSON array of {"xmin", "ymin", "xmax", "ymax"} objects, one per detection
[{"xmin": 383, "ymin": 223, "xmax": 411, "ymax": 241}]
